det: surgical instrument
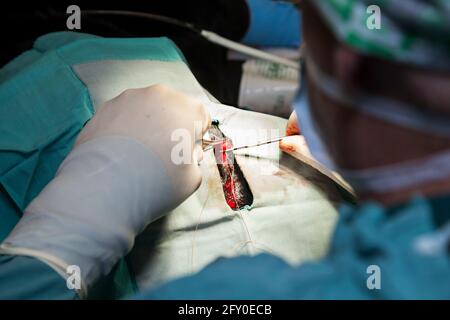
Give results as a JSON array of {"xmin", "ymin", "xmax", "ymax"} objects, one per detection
[
  {"xmin": 224, "ymin": 136, "xmax": 287, "ymax": 152},
  {"xmin": 202, "ymin": 139, "xmax": 228, "ymax": 152}
]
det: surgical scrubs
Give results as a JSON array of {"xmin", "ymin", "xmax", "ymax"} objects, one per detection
[
  {"xmin": 141, "ymin": 194, "xmax": 450, "ymax": 299},
  {"xmin": 1, "ymin": 194, "xmax": 448, "ymax": 299},
  {"xmin": 241, "ymin": 0, "xmax": 301, "ymax": 48}
]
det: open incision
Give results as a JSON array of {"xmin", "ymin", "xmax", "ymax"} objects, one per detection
[{"xmin": 208, "ymin": 123, "xmax": 254, "ymax": 211}]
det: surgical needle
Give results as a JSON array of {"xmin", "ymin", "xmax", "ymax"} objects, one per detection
[
  {"xmin": 202, "ymin": 139, "xmax": 228, "ymax": 152},
  {"xmin": 224, "ymin": 136, "xmax": 287, "ymax": 152},
  {"xmin": 203, "ymin": 120, "xmax": 287, "ymax": 152},
  {"xmin": 203, "ymin": 137, "xmax": 286, "ymax": 153}
]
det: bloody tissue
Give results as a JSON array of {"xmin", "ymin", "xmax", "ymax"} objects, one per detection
[{"xmin": 208, "ymin": 124, "xmax": 253, "ymax": 210}]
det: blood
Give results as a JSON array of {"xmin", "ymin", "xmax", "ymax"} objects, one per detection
[{"xmin": 209, "ymin": 125, "xmax": 253, "ymax": 211}]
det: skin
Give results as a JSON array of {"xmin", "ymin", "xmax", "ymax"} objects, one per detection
[{"xmin": 282, "ymin": 0, "xmax": 450, "ymax": 206}]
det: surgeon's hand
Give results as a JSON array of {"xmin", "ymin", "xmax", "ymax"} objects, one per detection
[
  {"xmin": 76, "ymin": 84, "xmax": 211, "ymax": 203},
  {"xmin": 280, "ymin": 111, "xmax": 304, "ymax": 153},
  {"xmin": 0, "ymin": 85, "xmax": 211, "ymax": 297}
]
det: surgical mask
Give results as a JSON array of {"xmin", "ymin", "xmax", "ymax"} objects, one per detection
[
  {"xmin": 293, "ymin": 55, "xmax": 450, "ymax": 194},
  {"xmin": 293, "ymin": 80, "xmax": 338, "ymax": 172},
  {"xmin": 306, "ymin": 54, "xmax": 450, "ymax": 138}
]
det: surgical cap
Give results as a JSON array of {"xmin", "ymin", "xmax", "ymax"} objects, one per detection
[{"xmin": 311, "ymin": 0, "xmax": 450, "ymax": 70}]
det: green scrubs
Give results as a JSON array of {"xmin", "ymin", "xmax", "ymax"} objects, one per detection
[
  {"xmin": 0, "ymin": 255, "xmax": 75, "ymax": 300},
  {"xmin": 140, "ymin": 194, "xmax": 450, "ymax": 299},
  {"xmin": 2, "ymin": 194, "xmax": 448, "ymax": 299}
]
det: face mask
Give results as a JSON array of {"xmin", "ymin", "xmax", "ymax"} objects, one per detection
[
  {"xmin": 293, "ymin": 79, "xmax": 338, "ymax": 172},
  {"xmin": 293, "ymin": 55, "xmax": 450, "ymax": 194},
  {"xmin": 306, "ymin": 54, "xmax": 450, "ymax": 138}
]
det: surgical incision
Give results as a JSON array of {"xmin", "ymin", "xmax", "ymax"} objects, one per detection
[{"xmin": 208, "ymin": 124, "xmax": 253, "ymax": 210}]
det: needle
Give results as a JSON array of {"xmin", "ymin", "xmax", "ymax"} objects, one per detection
[
  {"xmin": 202, "ymin": 139, "xmax": 227, "ymax": 152},
  {"xmin": 224, "ymin": 136, "xmax": 287, "ymax": 152}
]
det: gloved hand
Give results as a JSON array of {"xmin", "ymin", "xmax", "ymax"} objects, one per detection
[
  {"xmin": 0, "ymin": 85, "xmax": 210, "ymax": 297},
  {"xmin": 76, "ymin": 84, "xmax": 211, "ymax": 204},
  {"xmin": 280, "ymin": 111, "xmax": 306, "ymax": 153}
]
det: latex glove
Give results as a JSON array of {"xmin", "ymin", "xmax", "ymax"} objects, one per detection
[
  {"xmin": 0, "ymin": 85, "xmax": 211, "ymax": 297},
  {"xmin": 75, "ymin": 84, "xmax": 211, "ymax": 203},
  {"xmin": 280, "ymin": 111, "xmax": 305, "ymax": 153}
]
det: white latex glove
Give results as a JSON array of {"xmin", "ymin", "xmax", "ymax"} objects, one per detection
[
  {"xmin": 279, "ymin": 111, "xmax": 306, "ymax": 153},
  {"xmin": 0, "ymin": 85, "xmax": 211, "ymax": 297},
  {"xmin": 76, "ymin": 84, "xmax": 211, "ymax": 203}
]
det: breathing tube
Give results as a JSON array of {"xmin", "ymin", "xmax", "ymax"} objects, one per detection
[{"xmin": 81, "ymin": 10, "xmax": 300, "ymax": 69}]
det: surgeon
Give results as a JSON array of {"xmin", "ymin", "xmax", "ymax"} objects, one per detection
[{"xmin": 138, "ymin": 0, "xmax": 450, "ymax": 299}]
